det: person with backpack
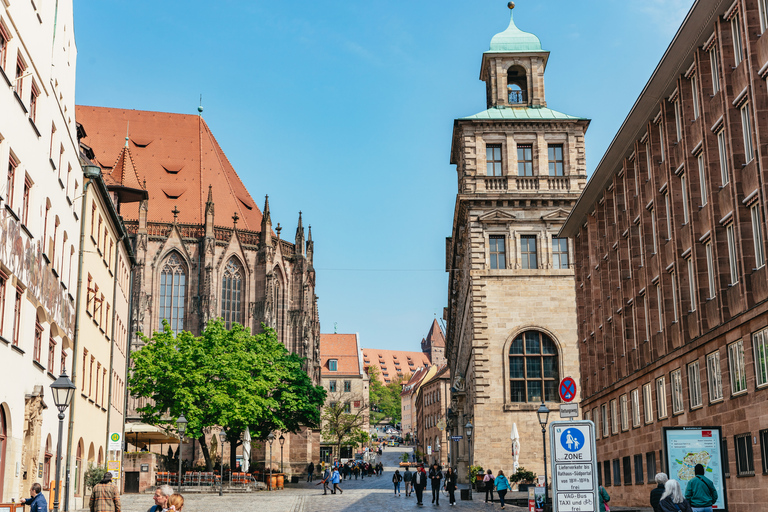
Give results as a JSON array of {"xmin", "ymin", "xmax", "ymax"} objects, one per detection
[
  {"xmin": 483, "ymin": 469, "xmax": 495, "ymax": 503},
  {"xmin": 684, "ymin": 464, "xmax": 717, "ymax": 512},
  {"xmin": 403, "ymin": 466, "xmax": 414, "ymax": 497},
  {"xmin": 494, "ymin": 470, "xmax": 511, "ymax": 509},
  {"xmin": 393, "ymin": 469, "xmax": 403, "ymax": 496}
]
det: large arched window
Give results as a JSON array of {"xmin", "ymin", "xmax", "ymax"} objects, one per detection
[
  {"xmin": 159, "ymin": 253, "xmax": 186, "ymax": 335},
  {"xmin": 221, "ymin": 258, "xmax": 243, "ymax": 329},
  {"xmin": 274, "ymin": 275, "xmax": 285, "ymax": 345},
  {"xmin": 507, "ymin": 65, "xmax": 528, "ymax": 104},
  {"xmin": 509, "ymin": 331, "xmax": 559, "ymax": 403}
]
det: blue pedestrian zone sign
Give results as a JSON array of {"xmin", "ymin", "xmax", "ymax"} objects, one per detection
[
  {"xmin": 551, "ymin": 421, "xmax": 598, "ymax": 512},
  {"xmin": 560, "ymin": 428, "xmax": 585, "ymax": 453}
]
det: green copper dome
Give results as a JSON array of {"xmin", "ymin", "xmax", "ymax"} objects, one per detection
[{"xmin": 488, "ymin": 9, "xmax": 542, "ymax": 52}]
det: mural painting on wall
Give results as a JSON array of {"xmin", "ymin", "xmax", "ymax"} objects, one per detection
[{"xmin": 0, "ymin": 209, "xmax": 75, "ymax": 336}]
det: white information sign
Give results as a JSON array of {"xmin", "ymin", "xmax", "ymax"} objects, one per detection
[
  {"xmin": 559, "ymin": 403, "xmax": 579, "ymax": 418},
  {"xmin": 108, "ymin": 432, "xmax": 122, "ymax": 451},
  {"xmin": 550, "ymin": 420, "xmax": 598, "ymax": 512}
]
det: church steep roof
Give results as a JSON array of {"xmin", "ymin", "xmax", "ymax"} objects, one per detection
[
  {"xmin": 425, "ymin": 319, "xmax": 445, "ymax": 349},
  {"xmin": 75, "ymin": 105, "xmax": 264, "ymax": 230}
]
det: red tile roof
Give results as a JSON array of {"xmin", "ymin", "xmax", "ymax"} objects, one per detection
[
  {"xmin": 361, "ymin": 348, "xmax": 430, "ymax": 385},
  {"xmin": 320, "ymin": 334, "xmax": 362, "ymax": 377},
  {"xmin": 76, "ymin": 106, "xmax": 263, "ymax": 229},
  {"xmin": 425, "ymin": 319, "xmax": 446, "ymax": 348}
]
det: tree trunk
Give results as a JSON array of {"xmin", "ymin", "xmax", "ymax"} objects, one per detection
[
  {"xmin": 229, "ymin": 437, "xmax": 242, "ymax": 471},
  {"xmin": 198, "ymin": 434, "xmax": 213, "ymax": 471}
]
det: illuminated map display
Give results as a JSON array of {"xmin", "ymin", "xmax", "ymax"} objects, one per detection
[{"xmin": 663, "ymin": 427, "xmax": 727, "ymax": 510}]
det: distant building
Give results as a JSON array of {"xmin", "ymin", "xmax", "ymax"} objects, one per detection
[
  {"xmin": 415, "ymin": 365, "xmax": 451, "ymax": 467},
  {"xmin": 560, "ymin": 0, "xmax": 768, "ymax": 509},
  {"xmin": 361, "ymin": 348, "xmax": 430, "ymax": 385},
  {"xmin": 421, "ymin": 319, "xmax": 447, "ymax": 365},
  {"xmin": 319, "ymin": 333, "xmax": 369, "ymax": 462},
  {"xmin": 401, "ymin": 366, "xmax": 435, "ymax": 443}
]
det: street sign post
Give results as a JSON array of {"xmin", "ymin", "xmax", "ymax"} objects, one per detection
[
  {"xmin": 559, "ymin": 377, "xmax": 577, "ymax": 402},
  {"xmin": 450, "ymin": 435, "xmax": 463, "ymax": 441},
  {"xmin": 550, "ymin": 420, "xmax": 598, "ymax": 512}
]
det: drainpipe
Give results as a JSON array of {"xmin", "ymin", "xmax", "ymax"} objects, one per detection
[
  {"xmin": 63, "ymin": 164, "xmax": 101, "ymax": 511},
  {"xmin": 104, "ymin": 233, "xmax": 124, "ymax": 461}
]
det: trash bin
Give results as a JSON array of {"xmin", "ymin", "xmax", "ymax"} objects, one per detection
[
  {"xmin": 291, "ymin": 476, "xmax": 300, "ymax": 484},
  {"xmin": 460, "ymin": 488, "xmax": 473, "ymax": 501}
]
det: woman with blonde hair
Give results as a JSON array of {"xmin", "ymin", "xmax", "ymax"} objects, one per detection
[{"xmin": 167, "ymin": 493, "xmax": 185, "ymax": 511}]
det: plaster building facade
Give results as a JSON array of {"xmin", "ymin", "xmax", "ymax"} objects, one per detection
[
  {"xmin": 444, "ymin": 6, "xmax": 588, "ymax": 482},
  {"xmin": 76, "ymin": 105, "xmax": 322, "ymax": 477},
  {"xmin": 415, "ymin": 365, "xmax": 450, "ymax": 467},
  {"xmin": 319, "ymin": 333, "xmax": 370, "ymax": 461},
  {"xmin": 0, "ymin": 0, "xmax": 80, "ymax": 503},
  {"xmin": 561, "ymin": 1, "xmax": 768, "ymax": 510},
  {"xmin": 400, "ymin": 365, "xmax": 432, "ymax": 443}
]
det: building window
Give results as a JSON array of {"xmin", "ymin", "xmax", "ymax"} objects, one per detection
[
  {"xmin": 650, "ymin": 209, "xmax": 658, "ymax": 253},
  {"xmin": 620, "ymin": 394, "xmax": 628, "ymax": 431},
  {"xmin": 520, "ymin": 235, "xmax": 538, "ymax": 269},
  {"xmin": 603, "ymin": 460, "xmax": 611, "ymax": 486},
  {"xmin": 671, "ymin": 369, "xmax": 683, "ymax": 414},
  {"xmin": 710, "ymin": 45, "xmax": 720, "ymax": 93},
  {"xmin": 221, "ymin": 258, "xmax": 243, "ymax": 329},
  {"xmin": 754, "ymin": 328, "xmax": 768, "ymax": 388},
  {"xmin": 43, "ymin": 438, "xmax": 52, "ymax": 490},
  {"xmin": 6, "ymin": 157, "xmax": 17, "ymax": 208},
  {"xmin": 22, "ymin": 177, "xmax": 31, "ymax": 226},
  {"xmin": 343, "ymin": 402, "xmax": 351, "ymax": 414},
  {"xmin": 658, "ymin": 122, "xmax": 665, "ymax": 162},
  {"xmin": 47, "ymin": 336, "xmax": 56, "ymax": 373},
  {"xmin": 697, "ymin": 154, "xmax": 707, "ymax": 206},
  {"xmin": 726, "ymin": 224, "xmax": 738, "ymax": 285},
  {"xmin": 610, "ymin": 399, "xmax": 618, "ymax": 435},
  {"xmin": 741, "ymin": 103, "xmax": 753, "ymax": 162},
  {"xmin": 687, "ymin": 360, "xmax": 702, "ymax": 409},
  {"xmin": 643, "ymin": 382, "xmax": 654, "ymax": 424},
  {"xmin": 656, "ymin": 377, "xmax": 667, "ymax": 419},
  {"xmin": 613, "ymin": 459, "xmax": 621, "ymax": 487},
  {"xmin": 718, "ymin": 130, "xmax": 729, "ymax": 185},
  {"xmin": 681, "ymin": 174, "xmax": 689, "ymax": 224},
  {"xmin": 33, "ymin": 322, "xmax": 42, "ymax": 363},
  {"xmin": 760, "ymin": 429, "xmax": 768, "ymax": 474},
  {"xmin": 735, "ymin": 432, "xmax": 754, "ymax": 476},
  {"xmin": 486, "ymin": 144, "xmax": 502, "ymax": 176},
  {"xmin": 643, "ymin": 294, "xmax": 650, "ymax": 341},
  {"xmin": 508, "ymin": 330, "xmax": 559, "ymax": 403},
  {"xmin": 691, "ymin": 75, "xmax": 699, "ymax": 119},
  {"xmin": 631, "ymin": 389, "xmax": 641, "ymax": 428},
  {"xmin": 593, "ymin": 407, "xmax": 599, "ymax": 439},
  {"xmin": 664, "ymin": 193, "xmax": 672, "ymax": 239},
  {"xmin": 0, "ymin": 23, "xmax": 9, "ymax": 71},
  {"xmin": 328, "ymin": 359, "xmax": 338, "ymax": 372},
  {"xmin": 517, "ymin": 144, "xmax": 533, "ymax": 176},
  {"xmin": 706, "ymin": 242, "xmax": 716, "ymax": 299},
  {"xmin": 329, "ymin": 380, "xmax": 337, "ymax": 392},
  {"xmin": 158, "ymin": 253, "xmax": 186, "ymax": 335},
  {"xmin": 656, "ymin": 283, "xmax": 664, "ymax": 332},
  {"xmin": 552, "ymin": 238, "xmax": 569, "ymax": 269},
  {"xmin": 674, "ymin": 100, "xmax": 682, "ymax": 142},
  {"xmin": 14, "ymin": 55, "xmax": 25, "ymax": 96},
  {"xmin": 29, "ymin": 83, "xmax": 39, "ymax": 123},
  {"xmin": 670, "ymin": 271, "xmax": 679, "ymax": 323},
  {"xmin": 732, "ymin": 14, "xmax": 743, "ymax": 66},
  {"xmin": 489, "ymin": 235, "xmax": 506, "ymax": 269},
  {"xmin": 548, "ymin": 144, "xmax": 564, "ymax": 176},
  {"xmin": 646, "ymin": 452, "xmax": 656, "ymax": 483},
  {"xmin": 12, "ymin": 288, "xmax": 22, "ymax": 346},
  {"xmin": 343, "ymin": 380, "xmax": 351, "ymax": 392},
  {"xmin": 760, "ymin": 0, "xmax": 768, "ymax": 33},
  {"xmin": 602, "ymin": 404, "xmax": 609, "ymax": 438},
  {"xmin": 707, "ymin": 351, "xmax": 723, "ymax": 402},
  {"xmin": 687, "ymin": 258, "xmax": 696, "ymax": 312},
  {"xmin": 751, "ymin": 204, "xmax": 766, "ymax": 269},
  {"xmin": 623, "ymin": 456, "xmax": 632, "ymax": 486},
  {"xmin": 728, "ymin": 340, "xmax": 747, "ymax": 395}
]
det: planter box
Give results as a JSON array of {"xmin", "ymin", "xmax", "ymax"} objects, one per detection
[{"xmin": 518, "ymin": 483, "xmax": 531, "ymax": 492}]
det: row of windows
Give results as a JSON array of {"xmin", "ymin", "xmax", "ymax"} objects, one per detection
[
  {"xmin": 424, "ymin": 388, "xmax": 440, "ymax": 406},
  {"xmin": 86, "ymin": 274, "xmax": 112, "ymax": 336},
  {"xmin": 489, "ymin": 234, "xmax": 570, "ymax": 270},
  {"xmin": 327, "ymin": 380, "xmax": 352, "ymax": 393},
  {"xmin": 423, "ymin": 413, "xmax": 442, "ymax": 429},
  {"xmin": 327, "ymin": 401, "xmax": 352, "ymax": 414},
  {"xmin": 81, "ymin": 349, "xmax": 109, "ymax": 409},
  {"xmin": 111, "ymin": 369, "xmax": 125, "ymax": 414},
  {"xmin": 485, "ymin": 142, "xmax": 566, "ymax": 177}
]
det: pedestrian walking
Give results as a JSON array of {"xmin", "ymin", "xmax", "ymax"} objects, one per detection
[
  {"xmin": 331, "ymin": 467, "xmax": 343, "ymax": 494},
  {"xmin": 444, "ymin": 467, "xmax": 457, "ymax": 506},
  {"xmin": 659, "ymin": 480, "xmax": 693, "ymax": 512},
  {"xmin": 494, "ymin": 470, "xmax": 511, "ymax": 509},
  {"xmin": 483, "ymin": 469, "xmax": 495, "ymax": 503},
  {"xmin": 321, "ymin": 467, "xmax": 332, "ymax": 495},
  {"xmin": 413, "ymin": 465, "xmax": 427, "ymax": 505},
  {"xmin": 684, "ymin": 464, "xmax": 718, "ymax": 512},
  {"xmin": 307, "ymin": 461, "xmax": 315, "ymax": 482},
  {"xmin": 404, "ymin": 466, "xmax": 413, "ymax": 497},
  {"xmin": 148, "ymin": 485, "xmax": 174, "ymax": 512},
  {"xmin": 429, "ymin": 462, "xmax": 443, "ymax": 506},
  {"xmin": 393, "ymin": 470, "xmax": 403, "ymax": 496},
  {"xmin": 167, "ymin": 494, "xmax": 184, "ymax": 512},
  {"xmin": 598, "ymin": 485, "xmax": 611, "ymax": 512},
  {"xmin": 650, "ymin": 473, "xmax": 668, "ymax": 512},
  {"xmin": 19, "ymin": 483, "xmax": 48, "ymax": 512},
  {"xmin": 89, "ymin": 472, "xmax": 121, "ymax": 512}
]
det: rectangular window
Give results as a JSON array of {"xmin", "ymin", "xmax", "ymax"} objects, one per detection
[
  {"xmin": 601, "ymin": 403, "xmax": 609, "ymax": 438},
  {"xmin": 671, "ymin": 369, "xmax": 683, "ymax": 414},
  {"xmin": 7, "ymin": 157, "xmax": 17, "ymax": 208},
  {"xmin": 728, "ymin": 340, "xmax": 747, "ymax": 395},
  {"xmin": 658, "ymin": 122, "xmax": 665, "ymax": 162},
  {"xmin": 646, "ymin": 452, "xmax": 657, "ymax": 483},
  {"xmin": 12, "ymin": 288, "xmax": 22, "ymax": 346},
  {"xmin": 707, "ymin": 351, "xmax": 723, "ymax": 402},
  {"xmin": 0, "ymin": 273, "xmax": 6, "ymax": 337},
  {"xmin": 691, "ymin": 75, "xmax": 700, "ymax": 119},
  {"xmin": 664, "ymin": 193, "xmax": 672, "ymax": 239},
  {"xmin": 0, "ymin": 23, "xmax": 9, "ymax": 71},
  {"xmin": 754, "ymin": 328, "xmax": 768, "ymax": 388},
  {"xmin": 22, "ymin": 177, "xmax": 31, "ymax": 225},
  {"xmin": 723, "ymin": 438, "xmax": 731, "ymax": 478},
  {"xmin": 751, "ymin": 204, "xmax": 766, "ymax": 269},
  {"xmin": 328, "ymin": 359, "xmax": 337, "ymax": 371},
  {"xmin": 613, "ymin": 459, "xmax": 622, "ymax": 487},
  {"xmin": 727, "ymin": 224, "xmax": 738, "ymax": 284},
  {"xmin": 329, "ymin": 380, "xmax": 337, "ymax": 392},
  {"xmin": 47, "ymin": 336, "xmax": 56, "ymax": 373},
  {"xmin": 688, "ymin": 360, "xmax": 702, "ymax": 408},
  {"xmin": 486, "ymin": 144, "xmax": 502, "ymax": 176},
  {"xmin": 671, "ymin": 271, "xmax": 679, "ymax": 323},
  {"xmin": 656, "ymin": 283, "xmax": 664, "ymax": 332},
  {"xmin": 656, "ymin": 377, "xmax": 667, "ymax": 419},
  {"xmin": 718, "ymin": 130, "xmax": 729, "ymax": 185},
  {"xmin": 706, "ymin": 242, "xmax": 716, "ymax": 299},
  {"xmin": 548, "ymin": 144, "xmax": 564, "ymax": 176},
  {"xmin": 631, "ymin": 389, "xmax": 641, "ymax": 428},
  {"xmin": 681, "ymin": 174, "xmax": 689, "ymax": 224},
  {"xmin": 620, "ymin": 394, "xmax": 629, "ymax": 431},
  {"xmin": 623, "ymin": 456, "xmax": 632, "ymax": 486},
  {"xmin": 344, "ymin": 402, "xmax": 351, "ymax": 414},
  {"xmin": 343, "ymin": 380, "xmax": 352, "ymax": 392},
  {"xmin": 651, "ymin": 209, "xmax": 658, "ymax": 253},
  {"xmin": 593, "ymin": 407, "xmax": 599, "ymax": 438},
  {"xmin": 710, "ymin": 45, "xmax": 720, "ymax": 93},
  {"xmin": 687, "ymin": 258, "xmax": 696, "ymax": 312},
  {"xmin": 760, "ymin": 0, "xmax": 768, "ymax": 33},
  {"xmin": 33, "ymin": 322, "xmax": 42, "ymax": 363},
  {"xmin": 517, "ymin": 144, "xmax": 533, "ymax": 176},
  {"xmin": 741, "ymin": 103, "xmax": 753, "ymax": 162},
  {"xmin": 610, "ymin": 399, "xmax": 618, "ymax": 435},
  {"xmin": 735, "ymin": 432, "xmax": 754, "ymax": 476},
  {"xmin": 29, "ymin": 83, "xmax": 39, "ymax": 123},
  {"xmin": 643, "ymin": 383, "xmax": 654, "ymax": 424},
  {"xmin": 14, "ymin": 56, "xmax": 25, "ymax": 96},
  {"xmin": 552, "ymin": 237, "xmax": 569, "ymax": 269},
  {"xmin": 674, "ymin": 100, "xmax": 682, "ymax": 142},
  {"xmin": 732, "ymin": 14, "xmax": 743, "ymax": 66},
  {"xmin": 489, "ymin": 235, "xmax": 506, "ymax": 270},
  {"xmin": 603, "ymin": 460, "xmax": 611, "ymax": 486},
  {"xmin": 643, "ymin": 295, "xmax": 650, "ymax": 342},
  {"xmin": 521, "ymin": 235, "xmax": 538, "ymax": 269},
  {"xmin": 698, "ymin": 154, "xmax": 707, "ymax": 206},
  {"xmin": 760, "ymin": 429, "xmax": 768, "ymax": 474}
]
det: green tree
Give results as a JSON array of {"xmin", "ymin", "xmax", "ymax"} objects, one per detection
[
  {"xmin": 320, "ymin": 394, "xmax": 370, "ymax": 459},
  {"xmin": 129, "ymin": 320, "xmax": 326, "ymax": 470},
  {"xmin": 367, "ymin": 366, "xmax": 406, "ymax": 424}
]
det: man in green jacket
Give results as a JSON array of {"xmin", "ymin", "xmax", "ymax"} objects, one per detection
[{"xmin": 684, "ymin": 464, "xmax": 717, "ymax": 512}]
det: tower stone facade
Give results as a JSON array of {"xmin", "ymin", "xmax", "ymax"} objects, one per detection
[{"xmin": 444, "ymin": 6, "xmax": 588, "ymax": 483}]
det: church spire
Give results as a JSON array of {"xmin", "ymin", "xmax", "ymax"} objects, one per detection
[
  {"xmin": 261, "ymin": 195, "xmax": 273, "ymax": 248},
  {"xmin": 306, "ymin": 225, "xmax": 314, "ymax": 265},
  {"xmin": 295, "ymin": 211, "xmax": 305, "ymax": 256}
]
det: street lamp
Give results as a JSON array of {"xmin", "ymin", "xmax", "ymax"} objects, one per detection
[
  {"xmin": 176, "ymin": 415, "xmax": 187, "ymax": 493},
  {"xmin": 50, "ymin": 371, "xmax": 76, "ymax": 512},
  {"xmin": 464, "ymin": 420, "xmax": 473, "ymax": 484},
  {"xmin": 218, "ymin": 431, "xmax": 226, "ymax": 496},
  {"xmin": 537, "ymin": 403, "xmax": 550, "ymax": 511},
  {"xmin": 278, "ymin": 434, "xmax": 285, "ymax": 474},
  {"xmin": 267, "ymin": 433, "xmax": 275, "ymax": 491}
]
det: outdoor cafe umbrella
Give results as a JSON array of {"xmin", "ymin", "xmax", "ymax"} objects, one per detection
[
  {"xmin": 510, "ymin": 423, "xmax": 521, "ymax": 473},
  {"xmin": 242, "ymin": 427, "xmax": 251, "ymax": 472}
]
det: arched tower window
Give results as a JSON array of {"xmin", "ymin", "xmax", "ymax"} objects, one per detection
[
  {"xmin": 509, "ymin": 331, "xmax": 559, "ymax": 402},
  {"xmin": 221, "ymin": 258, "xmax": 243, "ymax": 329},
  {"xmin": 159, "ymin": 253, "xmax": 186, "ymax": 335},
  {"xmin": 273, "ymin": 271, "xmax": 286, "ymax": 346},
  {"xmin": 507, "ymin": 66, "xmax": 527, "ymax": 105}
]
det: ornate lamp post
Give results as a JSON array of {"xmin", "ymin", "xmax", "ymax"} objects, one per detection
[
  {"xmin": 267, "ymin": 433, "xmax": 275, "ymax": 490},
  {"xmin": 537, "ymin": 403, "xmax": 551, "ymax": 511},
  {"xmin": 219, "ymin": 431, "xmax": 226, "ymax": 496},
  {"xmin": 176, "ymin": 415, "xmax": 187, "ymax": 493},
  {"xmin": 464, "ymin": 420, "xmax": 473, "ymax": 486},
  {"xmin": 50, "ymin": 371, "xmax": 76, "ymax": 512},
  {"xmin": 278, "ymin": 434, "xmax": 285, "ymax": 474}
]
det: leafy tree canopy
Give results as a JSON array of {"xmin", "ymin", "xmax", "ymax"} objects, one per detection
[{"xmin": 367, "ymin": 366, "xmax": 406, "ymax": 424}]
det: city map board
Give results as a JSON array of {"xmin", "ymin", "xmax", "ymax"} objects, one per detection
[{"xmin": 662, "ymin": 427, "xmax": 727, "ymax": 510}]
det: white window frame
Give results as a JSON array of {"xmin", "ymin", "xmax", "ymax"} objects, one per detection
[
  {"xmin": 656, "ymin": 283, "xmax": 664, "ymax": 332},
  {"xmin": 671, "ymin": 271, "xmax": 679, "ymax": 323},
  {"xmin": 728, "ymin": 340, "xmax": 747, "ymax": 395},
  {"xmin": 718, "ymin": 130, "xmax": 729, "ymax": 185},
  {"xmin": 656, "ymin": 376, "xmax": 668, "ymax": 419},
  {"xmin": 751, "ymin": 204, "xmax": 766, "ymax": 269},
  {"xmin": 753, "ymin": 327, "xmax": 768, "ymax": 388},
  {"xmin": 658, "ymin": 122, "xmax": 665, "ymax": 162},
  {"xmin": 674, "ymin": 100, "xmax": 683, "ymax": 141},
  {"xmin": 643, "ymin": 294, "xmax": 650, "ymax": 342},
  {"xmin": 727, "ymin": 224, "xmax": 738, "ymax": 285},
  {"xmin": 620, "ymin": 394, "xmax": 629, "ymax": 431},
  {"xmin": 706, "ymin": 242, "xmax": 716, "ymax": 299},
  {"xmin": 664, "ymin": 193, "xmax": 672, "ymax": 239},
  {"xmin": 710, "ymin": 45, "xmax": 720, "ymax": 94},
  {"xmin": 760, "ymin": 0, "xmax": 768, "ymax": 33},
  {"xmin": 691, "ymin": 74, "xmax": 700, "ymax": 119},
  {"xmin": 681, "ymin": 173, "xmax": 689, "ymax": 224},
  {"xmin": 688, "ymin": 360, "xmax": 702, "ymax": 409},
  {"xmin": 651, "ymin": 208, "xmax": 658, "ymax": 253},
  {"xmin": 706, "ymin": 351, "xmax": 723, "ymax": 402},
  {"xmin": 631, "ymin": 388, "xmax": 641, "ymax": 428},
  {"xmin": 646, "ymin": 142, "xmax": 653, "ymax": 176},
  {"xmin": 601, "ymin": 403, "xmax": 609, "ymax": 438},
  {"xmin": 593, "ymin": 407, "xmax": 599, "ymax": 437},
  {"xmin": 687, "ymin": 257, "xmax": 697, "ymax": 312},
  {"xmin": 732, "ymin": 14, "xmax": 743, "ymax": 66},
  {"xmin": 643, "ymin": 382, "xmax": 654, "ymax": 424},
  {"xmin": 610, "ymin": 399, "xmax": 618, "ymax": 435},
  {"xmin": 698, "ymin": 153, "xmax": 707, "ymax": 206},
  {"xmin": 671, "ymin": 369, "xmax": 684, "ymax": 414},
  {"xmin": 740, "ymin": 103, "xmax": 753, "ymax": 162}
]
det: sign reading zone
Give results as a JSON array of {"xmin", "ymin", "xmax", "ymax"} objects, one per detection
[{"xmin": 551, "ymin": 421, "xmax": 598, "ymax": 512}]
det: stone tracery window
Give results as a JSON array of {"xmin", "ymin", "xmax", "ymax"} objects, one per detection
[
  {"xmin": 509, "ymin": 331, "xmax": 560, "ymax": 403},
  {"xmin": 221, "ymin": 258, "xmax": 243, "ymax": 329},
  {"xmin": 159, "ymin": 253, "xmax": 186, "ymax": 335}
]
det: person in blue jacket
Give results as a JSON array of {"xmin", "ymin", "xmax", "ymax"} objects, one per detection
[
  {"xmin": 20, "ymin": 483, "xmax": 48, "ymax": 512},
  {"xmin": 331, "ymin": 467, "xmax": 343, "ymax": 494},
  {"xmin": 493, "ymin": 470, "xmax": 511, "ymax": 509}
]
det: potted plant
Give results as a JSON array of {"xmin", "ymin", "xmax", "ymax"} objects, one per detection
[
  {"xmin": 509, "ymin": 467, "xmax": 537, "ymax": 492},
  {"xmin": 469, "ymin": 465, "xmax": 484, "ymax": 491}
]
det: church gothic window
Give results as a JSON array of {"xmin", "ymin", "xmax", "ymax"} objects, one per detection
[
  {"xmin": 159, "ymin": 253, "xmax": 186, "ymax": 335},
  {"xmin": 509, "ymin": 331, "xmax": 560, "ymax": 403},
  {"xmin": 221, "ymin": 258, "xmax": 243, "ymax": 329}
]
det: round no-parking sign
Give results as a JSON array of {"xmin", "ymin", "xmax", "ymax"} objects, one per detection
[{"xmin": 559, "ymin": 377, "xmax": 576, "ymax": 402}]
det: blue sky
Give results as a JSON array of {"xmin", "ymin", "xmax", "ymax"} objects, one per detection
[{"xmin": 73, "ymin": 0, "xmax": 692, "ymax": 352}]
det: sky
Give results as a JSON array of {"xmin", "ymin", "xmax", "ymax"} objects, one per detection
[{"xmin": 72, "ymin": 0, "xmax": 693, "ymax": 352}]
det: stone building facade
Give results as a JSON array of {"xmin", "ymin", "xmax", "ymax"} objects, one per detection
[
  {"xmin": 76, "ymin": 106, "xmax": 322, "ymax": 476},
  {"xmin": 561, "ymin": 1, "xmax": 768, "ymax": 510},
  {"xmin": 421, "ymin": 319, "xmax": 447, "ymax": 366},
  {"xmin": 444, "ymin": 6, "xmax": 588, "ymax": 483},
  {"xmin": 415, "ymin": 365, "xmax": 450, "ymax": 467}
]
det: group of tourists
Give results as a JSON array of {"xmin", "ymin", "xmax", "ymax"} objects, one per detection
[
  {"xmin": 480, "ymin": 469, "xmax": 512, "ymax": 509},
  {"xmin": 18, "ymin": 472, "xmax": 133, "ymax": 512},
  {"xmin": 649, "ymin": 466, "xmax": 718, "ymax": 512},
  {"xmin": 392, "ymin": 462, "xmax": 458, "ymax": 506}
]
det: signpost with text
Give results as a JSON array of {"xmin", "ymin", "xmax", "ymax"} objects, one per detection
[{"xmin": 550, "ymin": 420, "xmax": 598, "ymax": 512}]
